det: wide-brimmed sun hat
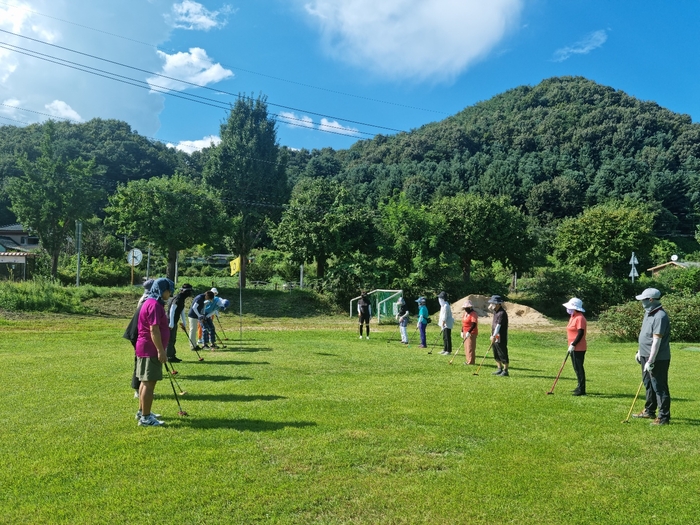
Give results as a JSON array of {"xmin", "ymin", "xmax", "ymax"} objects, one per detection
[{"xmin": 562, "ymin": 297, "xmax": 585, "ymax": 312}]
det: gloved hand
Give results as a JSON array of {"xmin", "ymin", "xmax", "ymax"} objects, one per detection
[
  {"xmin": 568, "ymin": 344, "xmax": 575, "ymax": 355},
  {"xmin": 169, "ymin": 324, "xmax": 175, "ymax": 330},
  {"xmin": 460, "ymin": 331, "xmax": 464, "ymax": 339},
  {"xmin": 644, "ymin": 361, "xmax": 654, "ymax": 373},
  {"xmin": 490, "ymin": 334, "xmax": 500, "ymax": 343},
  {"xmin": 465, "ymin": 332, "xmax": 471, "ymax": 339},
  {"xmin": 198, "ymin": 315, "xmax": 205, "ymax": 322},
  {"xmin": 635, "ymin": 351, "xmax": 642, "ymax": 364}
]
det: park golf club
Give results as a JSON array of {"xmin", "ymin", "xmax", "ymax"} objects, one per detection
[
  {"xmin": 546, "ymin": 349, "xmax": 571, "ymax": 395},
  {"xmin": 216, "ymin": 315, "xmax": 229, "ymax": 340},
  {"xmin": 473, "ymin": 341, "xmax": 495, "ymax": 376},
  {"xmin": 164, "ymin": 362, "xmax": 187, "ymax": 395},
  {"xmin": 164, "ymin": 363, "xmax": 188, "ymax": 416},
  {"xmin": 179, "ymin": 323, "xmax": 204, "ymax": 361},
  {"xmin": 448, "ymin": 334, "xmax": 468, "ymax": 365},
  {"xmin": 622, "ymin": 372, "xmax": 649, "ymax": 424}
]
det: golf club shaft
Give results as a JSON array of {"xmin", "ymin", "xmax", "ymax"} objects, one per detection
[
  {"xmin": 165, "ymin": 362, "xmax": 185, "ymax": 392},
  {"xmin": 547, "ymin": 351, "xmax": 570, "ymax": 394},
  {"xmin": 164, "ymin": 362, "xmax": 186, "ymax": 413},
  {"xmin": 449, "ymin": 336, "xmax": 467, "ymax": 365},
  {"xmin": 216, "ymin": 315, "xmax": 228, "ymax": 339},
  {"xmin": 180, "ymin": 323, "xmax": 203, "ymax": 360},
  {"xmin": 623, "ymin": 371, "xmax": 649, "ymax": 423},
  {"xmin": 473, "ymin": 342, "xmax": 494, "ymax": 375}
]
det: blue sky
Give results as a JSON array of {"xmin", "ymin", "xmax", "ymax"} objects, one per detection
[{"xmin": 0, "ymin": 1, "xmax": 698, "ymax": 154}]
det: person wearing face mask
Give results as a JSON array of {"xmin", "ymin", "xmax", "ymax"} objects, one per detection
[
  {"xmin": 488, "ymin": 295, "xmax": 510, "ymax": 376},
  {"xmin": 461, "ymin": 300, "xmax": 478, "ymax": 365},
  {"xmin": 438, "ymin": 291, "xmax": 454, "ymax": 355},
  {"xmin": 416, "ymin": 297, "xmax": 429, "ymax": 349},
  {"xmin": 396, "ymin": 297, "xmax": 410, "ymax": 344},
  {"xmin": 633, "ymin": 288, "xmax": 671, "ymax": 425},
  {"xmin": 563, "ymin": 297, "xmax": 587, "ymax": 395}
]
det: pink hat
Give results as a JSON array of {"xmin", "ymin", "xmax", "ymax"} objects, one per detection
[{"xmin": 462, "ymin": 300, "xmax": 473, "ymax": 308}]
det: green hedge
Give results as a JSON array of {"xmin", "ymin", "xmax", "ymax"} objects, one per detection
[{"xmin": 599, "ymin": 294, "xmax": 700, "ymax": 342}]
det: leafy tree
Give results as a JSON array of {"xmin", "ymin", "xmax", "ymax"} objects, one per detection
[
  {"xmin": 433, "ymin": 193, "xmax": 532, "ymax": 282},
  {"xmin": 203, "ymin": 95, "xmax": 288, "ymax": 287},
  {"xmin": 105, "ymin": 174, "xmax": 227, "ymax": 279},
  {"xmin": 5, "ymin": 123, "xmax": 103, "ymax": 277},
  {"xmin": 273, "ymin": 178, "xmax": 359, "ymax": 279},
  {"xmin": 553, "ymin": 202, "xmax": 657, "ymax": 275}
]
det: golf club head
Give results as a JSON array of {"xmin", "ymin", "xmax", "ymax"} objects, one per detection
[
  {"xmin": 171, "ymin": 370, "xmax": 178, "ymax": 375},
  {"xmin": 198, "ymin": 357, "xmax": 204, "ymax": 362},
  {"xmin": 180, "ymin": 391, "xmax": 187, "ymax": 396},
  {"xmin": 546, "ymin": 391, "xmax": 554, "ymax": 395},
  {"xmin": 178, "ymin": 410, "xmax": 188, "ymax": 417},
  {"xmin": 621, "ymin": 420, "xmax": 629, "ymax": 424}
]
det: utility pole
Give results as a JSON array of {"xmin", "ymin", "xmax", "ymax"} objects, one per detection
[{"xmin": 75, "ymin": 220, "xmax": 83, "ymax": 287}]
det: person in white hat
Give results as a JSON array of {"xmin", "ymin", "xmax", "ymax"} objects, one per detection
[
  {"xmin": 632, "ymin": 288, "xmax": 671, "ymax": 425},
  {"xmin": 437, "ymin": 291, "xmax": 454, "ymax": 355},
  {"xmin": 563, "ymin": 297, "xmax": 587, "ymax": 395},
  {"xmin": 461, "ymin": 300, "xmax": 478, "ymax": 364},
  {"xmin": 395, "ymin": 297, "xmax": 410, "ymax": 344}
]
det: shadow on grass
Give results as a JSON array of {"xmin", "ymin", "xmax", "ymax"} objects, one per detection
[
  {"xmin": 669, "ymin": 417, "xmax": 700, "ymax": 426},
  {"xmin": 315, "ymin": 352, "xmax": 339, "ymax": 357},
  {"xmin": 201, "ymin": 360, "xmax": 270, "ymax": 366},
  {"xmin": 182, "ymin": 394, "xmax": 286, "ymax": 402},
  {"xmin": 177, "ymin": 418, "xmax": 317, "ymax": 431},
  {"xmin": 182, "ymin": 375, "xmax": 253, "ymax": 382},
  {"xmin": 216, "ymin": 347, "xmax": 273, "ymax": 353}
]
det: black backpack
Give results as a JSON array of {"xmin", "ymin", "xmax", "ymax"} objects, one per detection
[{"xmin": 123, "ymin": 304, "xmax": 143, "ymax": 348}]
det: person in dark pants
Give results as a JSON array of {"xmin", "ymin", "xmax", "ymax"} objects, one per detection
[
  {"xmin": 188, "ymin": 290, "xmax": 214, "ymax": 350},
  {"xmin": 438, "ymin": 291, "xmax": 454, "ymax": 355},
  {"xmin": 633, "ymin": 288, "xmax": 671, "ymax": 425},
  {"xmin": 416, "ymin": 297, "xmax": 429, "ymax": 349},
  {"xmin": 357, "ymin": 292, "xmax": 372, "ymax": 340},
  {"xmin": 488, "ymin": 295, "xmax": 509, "ymax": 376},
  {"xmin": 563, "ymin": 297, "xmax": 587, "ymax": 395},
  {"xmin": 167, "ymin": 283, "xmax": 194, "ymax": 362}
]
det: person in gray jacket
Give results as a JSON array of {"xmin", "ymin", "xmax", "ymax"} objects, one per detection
[
  {"xmin": 633, "ymin": 288, "xmax": 671, "ymax": 425},
  {"xmin": 438, "ymin": 291, "xmax": 454, "ymax": 355}
]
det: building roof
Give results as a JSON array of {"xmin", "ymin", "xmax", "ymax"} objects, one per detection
[
  {"xmin": 647, "ymin": 261, "xmax": 700, "ymax": 272},
  {"xmin": 0, "ymin": 236, "xmax": 22, "ymax": 251},
  {"xmin": 0, "ymin": 223, "xmax": 26, "ymax": 232}
]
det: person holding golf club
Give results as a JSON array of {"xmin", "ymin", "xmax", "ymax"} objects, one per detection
[
  {"xmin": 438, "ymin": 291, "xmax": 454, "ymax": 355},
  {"xmin": 135, "ymin": 277, "xmax": 174, "ymax": 427},
  {"xmin": 167, "ymin": 283, "xmax": 194, "ymax": 363},
  {"xmin": 358, "ymin": 291, "xmax": 372, "ymax": 340},
  {"xmin": 396, "ymin": 297, "xmax": 410, "ymax": 344},
  {"xmin": 416, "ymin": 297, "xmax": 429, "ymax": 349},
  {"xmin": 488, "ymin": 295, "xmax": 510, "ymax": 376},
  {"xmin": 187, "ymin": 290, "xmax": 214, "ymax": 350},
  {"xmin": 633, "ymin": 288, "xmax": 671, "ymax": 425},
  {"xmin": 563, "ymin": 297, "xmax": 587, "ymax": 396},
  {"xmin": 461, "ymin": 300, "xmax": 478, "ymax": 365}
]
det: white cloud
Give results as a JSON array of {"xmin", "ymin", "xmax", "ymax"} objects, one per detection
[
  {"xmin": 167, "ymin": 134, "xmax": 221, "ymax": 152},
  {"xmin": 45, "ymin": 100, "xmax": 82, "ymax": 121},
  {"xmin": 553, "ymin": 30, "xmax": 608, "ymax": 62},
  {"xmin": 169, "ymin": 1, "xmax": 232, "ymax": 31},
  {"xmin": 147, "ymin": 48, "xmax": 233, "ymax": 91},
  {"xmin": 302, "ymin": 0, "xmax": 523, "ymax": 82},
  {"xmin": 277, "ymin": 111, "xmax": 360, "ymax": 136},
  {"xmin": 0, "ymin": 2, "xmax": 33, "ymax": 33}
]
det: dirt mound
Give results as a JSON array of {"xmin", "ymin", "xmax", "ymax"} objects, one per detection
[{"xmin": 451, "ymin": 294, "xmax": 551, "ymax": 327}]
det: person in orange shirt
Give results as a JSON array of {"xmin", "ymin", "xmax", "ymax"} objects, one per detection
[
  {"xmin": 563, "ymin": 297, "xmax": 587, "ymax": 396},
  {"xmin": 461, "ymin": 300, "xmax": 478, "ymax": 365}
]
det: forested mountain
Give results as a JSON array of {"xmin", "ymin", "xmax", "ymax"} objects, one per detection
[{"xmin": 289, "ymin": 76, "xmax": 700, "ymax": 234}]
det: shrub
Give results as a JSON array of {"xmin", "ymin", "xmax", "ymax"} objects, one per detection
[
  {"xmin": 599, "ymin": 294, "xmax": 700, "ymax": 342},
  {"xmin": 0, "ymin": 277, "xmax": 90, "ymax": 313},
  {"xmin": 57, "ymin": 256, "xmax": 132, "ymax": 287}
]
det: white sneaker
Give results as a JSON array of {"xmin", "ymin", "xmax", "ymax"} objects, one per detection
[
  {"xmin": 359, "ymin": 335, "xmax": 363, "ymax": 339},
  {"xmin": 138, "ymin": 414, "xmax": 165, "ymax": 426},
  {"xmin": 366, "ymin": 336, "xmax": 370, "ymax": 340},
  {"xmin": 136, "ymin": 410, "xmax": 162, "ymax": 420}
]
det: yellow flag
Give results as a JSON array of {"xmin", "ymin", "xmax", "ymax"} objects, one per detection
[{"xmin": 230, "ymin": 256, "xmax": 241, "ymax": 276}]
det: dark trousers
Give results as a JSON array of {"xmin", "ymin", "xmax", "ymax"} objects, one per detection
[
  {"xmin": 166, "ymin": 325, "xmax": 178, "ymax": 359},
  {"xmin": 419, "ymin": 323, "xmax": 427, "ymax": 346},
  {"xmin": 359, "ymin": 314, "xmax": 370, "ymax": 336},
  {"xmin": 442, "ymin": 328, "xmax": 452, "ymax": 353},
  {"xmin": 492, "ymin": 340, "xmax": 509, "ymax": 364},
  {"xmin": 641, "ymin": 357, "xmax": 671, "ymax": 421},
  {"xmin": 571, "ymin": 351, "xmax": 586, "ymax": 393},
  {"xmin": 131, "ymin": 355, "xmax": 140, "ymax": 390}
]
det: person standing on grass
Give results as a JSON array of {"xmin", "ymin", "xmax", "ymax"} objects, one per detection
[
  {"xmin": 187, "ymin": 290, "xmax": 214, "ymax": 350},
  {"xmin": 167, "ymin": 283, "xmax": 194, "ymax": 362},
  {"xmin": 488, "ymin": 295, "xmax": 510, "ymax": 376},
  {"xmin": 563, "ymin": 297, "xmax": 587, "ymax": 396},
  {"xmin": 135, "ymin": 277, "xmax": 174, "ymax": 427},
  {"xmin": 396, "ymin": 297, "xmax": 410, "ymax": 344},
  {"xmin": 128, "ymin": 279, "xmax": 155, "ymax": 398},
  {"xmin": 438, "ymin": 291, "xmax": 454, "ymax": 355},
  {"xmin": 358, "ymin": 291, "xmax": 372, "ymax": 340},
  {"xmin": 461, "ymin": 300, "xmax": 478, "ymax": 365},
  {"xmin": 633, "ymin": 288, "xmax": 671, "ymax": 425},
  {"xmin": 416, "ymin": 297, "xmax": 429, "ymax": 349}
]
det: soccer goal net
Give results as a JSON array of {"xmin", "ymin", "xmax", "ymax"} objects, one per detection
[{"xmin": 349, "ymin": 289, "xmax": 403, "ymax": 324}]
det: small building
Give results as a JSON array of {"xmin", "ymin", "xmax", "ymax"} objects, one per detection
[
  {"xmin": 646, "ymin": 261, "xmax": 700, "ymax": 277},
  {"xmin": 0, "ymin": 252, "xmax": 36, "ymax": 280},
  {"xmin": 0, "ymin": 224, "xmax": 40, "ymax": 250}
]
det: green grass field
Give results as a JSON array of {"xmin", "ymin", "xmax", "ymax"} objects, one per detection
[{"xmin": 1, "ymin": 313, "xmax": 699, "ymax": 524}]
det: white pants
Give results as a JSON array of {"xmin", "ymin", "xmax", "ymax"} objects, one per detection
[
  {"xmin": 188, "ymin": 317, "xmax": 199, "ymax": 347},
  {"xmin": 400, "ymin": 324, "xmax": 408, "ymax": 343}
]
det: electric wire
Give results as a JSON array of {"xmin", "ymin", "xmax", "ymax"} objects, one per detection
[
  {"xmin": 0, "ymin": 41, "xmax": 376, "ymax": 138},
  {"xmin": 0, "ymin": 0, "xmax": 445, "ymax": 115},
  {"xmin": 0, "ymin": 28, "xmax": 406, "ymax": 134}
]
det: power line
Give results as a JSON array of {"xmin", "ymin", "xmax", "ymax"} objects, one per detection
[
  {"xmin": 0, "ymin": 28, "xmax": 408, "ymax": 134},
  {"xmin": 0, "ymin": 40, "xmax": 376, "ymax": 138},
  {"xmin": 0, "ymin": 0, "xmax": 445, "ymax": 116}
]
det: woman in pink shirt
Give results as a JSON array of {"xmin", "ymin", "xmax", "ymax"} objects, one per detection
[{"xmin": 563, "ymin": 297, "xmax": 587, "ymax": 396}]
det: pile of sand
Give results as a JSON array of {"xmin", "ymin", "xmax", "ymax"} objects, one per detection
[{"xmin": 451, "ymin": 294, "xmax": 551, "ymax": 327}]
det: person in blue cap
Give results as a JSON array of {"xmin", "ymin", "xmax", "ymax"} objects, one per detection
[
  {"xmin": 633, "ymin": 288, "xmax": 671, "ymax": 425},
  {"xmin": 488, "ymin": 295, "xmax": 510, "ymax": 376},
  {"xmin": 416, "ymin": 297, "xmax": 429, "ymax": 349}
]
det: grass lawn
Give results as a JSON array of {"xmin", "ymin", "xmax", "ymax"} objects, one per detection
[{"xmin": 1, "ymin": 313, "xmax": 699, "ymax": 524}]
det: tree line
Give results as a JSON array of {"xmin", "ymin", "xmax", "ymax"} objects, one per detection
[{"xmin": 2, "ymin": 77, "xmax": 700, "ymax": 314}]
